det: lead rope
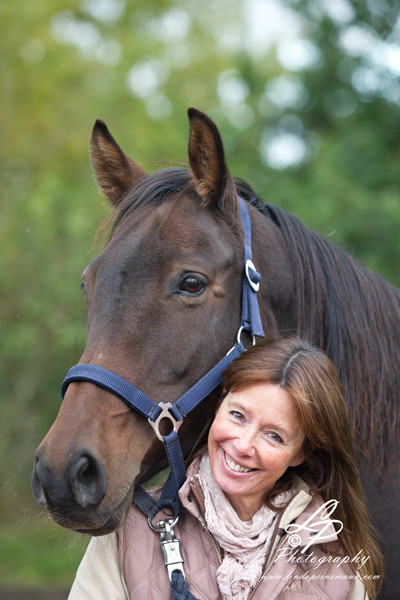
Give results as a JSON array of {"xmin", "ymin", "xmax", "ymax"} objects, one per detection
[{"xmin": 171, "ymin": 572, "xmax": 200, "ymax": 600}]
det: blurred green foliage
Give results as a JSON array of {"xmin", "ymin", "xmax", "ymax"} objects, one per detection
[
  {"xmin": 1, "ymin": 0, "xmax": 399, "ymax": 588},
  {"xmin": 0, "ymin": 520, "xmax": 88, "ymax": 587}
]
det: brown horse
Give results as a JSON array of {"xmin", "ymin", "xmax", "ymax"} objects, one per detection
[{"xmin": 32, "ymin": 108, "xmax": 400, "ymax": 598}]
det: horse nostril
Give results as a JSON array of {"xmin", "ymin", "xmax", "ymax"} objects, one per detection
[
  {"xmin": 32, "ymin": 454, "xmax": 47, "ymax": 507},
  {"xmin": 69, "ymin": 452, "xmax": 108, "ymax": 508}
]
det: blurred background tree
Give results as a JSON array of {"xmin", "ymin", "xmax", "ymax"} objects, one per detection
[{"xmin": 1, "ymin": 0, "xmax": 399, "ymax": 594}]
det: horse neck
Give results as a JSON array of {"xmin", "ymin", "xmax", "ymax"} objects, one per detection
[{"xmin": 250, "ymin": 201, "xmax": 400, "ymax": 467}]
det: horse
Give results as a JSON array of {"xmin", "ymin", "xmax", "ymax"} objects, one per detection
[{"xmin": 32, "ymin": 108, "xmax": 400, "ymax": 598}]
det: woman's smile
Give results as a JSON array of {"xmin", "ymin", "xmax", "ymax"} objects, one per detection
[{"xmin": 224, "ymin": 451, "xmax": 258, "ymax": 474}]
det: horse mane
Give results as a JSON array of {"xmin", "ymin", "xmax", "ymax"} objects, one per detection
[
  {"xmin": 236, "ymin": 179, "xmax": 400, "ymax": 467},
  {"xmin": 104, "ymin": 168, "xmax": 400, "ymax": 466}
]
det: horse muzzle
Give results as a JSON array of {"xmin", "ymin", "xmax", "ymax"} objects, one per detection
[{"xmin": 31, "ymin": 446, "xmax": 116, "ymax": 531}]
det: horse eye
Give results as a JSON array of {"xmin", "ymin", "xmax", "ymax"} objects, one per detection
[{"xmin": 178, "ymin": 275, "xmax": 207, "ymax": 296}]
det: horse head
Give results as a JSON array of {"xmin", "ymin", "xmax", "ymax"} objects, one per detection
[{"xmin": 32, "ymin": 109, "xmax": 289, "ymax": 534}]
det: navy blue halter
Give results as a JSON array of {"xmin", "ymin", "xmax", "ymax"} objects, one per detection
[{"xmin": 61, "ymin": 196, "xmax": 264, "ymax": 521}]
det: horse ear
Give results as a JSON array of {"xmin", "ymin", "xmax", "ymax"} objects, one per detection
[
  {"xmin": 90, "ymin": 119, "xmax": 147, "ymax": 206},
  {"xmin": 188, "ymin": 108, "xmax": 238, "ymax": 218}
]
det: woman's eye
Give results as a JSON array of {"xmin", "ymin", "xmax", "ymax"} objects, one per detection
[
  {"xmin": 268, "ymin": 432, "xmax": 283, "ymax": 444},
  {"xmin": 231, "ymin": 411, "xmax": 244, "ymax": 421},
  {"xmin": 178, "ymin": 275, "xmax": 207, "ymax": 296}
]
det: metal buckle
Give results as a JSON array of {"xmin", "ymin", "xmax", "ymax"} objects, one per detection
[
  {"xmin": 245, "ymin": 259, "xmax": 260, "ymax": 292},
  {"xmin": 148, "ymin": 402, "xmax": 182, "ymax": 442},
  {"xmin": 148, "ymin": 517, "xmax": 185, "ymax": 581}
]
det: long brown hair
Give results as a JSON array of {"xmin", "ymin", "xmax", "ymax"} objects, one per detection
[{"xmin": 222, "ymin": 336, "xmax": 383, "ymax": 598}]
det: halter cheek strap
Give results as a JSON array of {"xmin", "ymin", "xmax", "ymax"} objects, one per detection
[{"xmin": 61, "ymin": 196, "xmax": 264, "ymax": 523}]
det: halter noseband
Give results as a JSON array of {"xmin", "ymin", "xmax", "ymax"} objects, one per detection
[{"xmin": 61, "ymin": 196, "xmax": 264, "ymax": 521}]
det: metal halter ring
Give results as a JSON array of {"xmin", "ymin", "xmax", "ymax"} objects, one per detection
[
  {"xmin": 148, "ymin": 402, "xmax": 182, "ymax": 442},
  {"xmin": 236, "ymin": 325, "xmax": 256, "ymax": 347}
]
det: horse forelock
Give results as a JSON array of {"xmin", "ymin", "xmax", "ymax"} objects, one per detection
[
  {"xmin": 97, "ymin": 170, "xmax": 267, "ymax": 248},
  {"xmin": 95, "ymin": 167, "xmax": 193, "ymax": 242}
]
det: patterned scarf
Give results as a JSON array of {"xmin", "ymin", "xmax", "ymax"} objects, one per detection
[{"xmin": 198, "ymin": 454, "xmax": 294, "ymax": 600}]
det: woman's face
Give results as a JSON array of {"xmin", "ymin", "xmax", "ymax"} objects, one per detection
[{"xmin": 208, "ymin": 382, "xmax": 307, "ymax": 520}]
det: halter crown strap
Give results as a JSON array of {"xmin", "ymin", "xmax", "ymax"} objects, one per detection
[{"xmin": 61, "ymin": 196, "xmax": 264, "ymax": 520}]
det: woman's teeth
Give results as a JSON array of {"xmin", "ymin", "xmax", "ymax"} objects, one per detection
[{"xmin": 225, "ymin": 452, "xmax": 254, "ymax": 473}]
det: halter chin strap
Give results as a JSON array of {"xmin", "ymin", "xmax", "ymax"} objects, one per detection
[{"xmin": 61, "ymin": 196, "xmax": 264, "ymax": 521}]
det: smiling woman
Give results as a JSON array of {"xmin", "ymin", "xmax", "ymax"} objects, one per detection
[
  {"xmin": 69, "ymin": 336, "xmax": 382, "ymax": 600},
  {"xmin": 208, "ymin": 383, "xmax": 307, "ymax": 521}
]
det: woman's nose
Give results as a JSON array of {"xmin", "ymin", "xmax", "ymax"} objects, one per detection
[{"xmin": 234, "ymin": 427, "xmax": 256, "ymax": 455}]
